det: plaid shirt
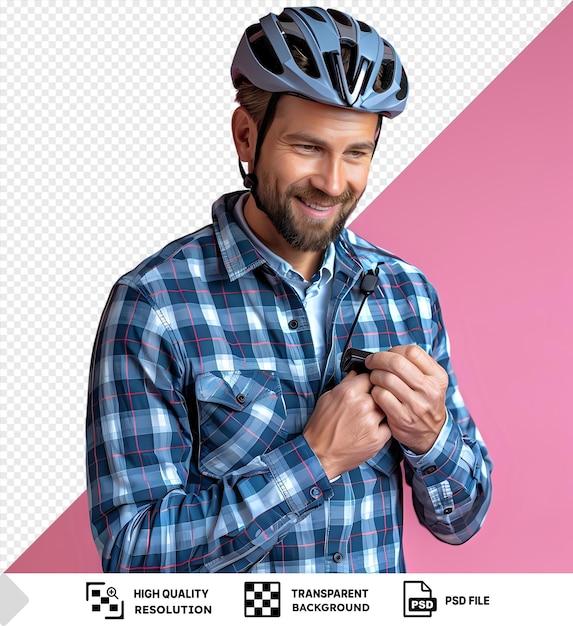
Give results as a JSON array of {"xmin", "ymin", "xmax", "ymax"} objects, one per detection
[{"xmin": 86, "ymin": 191, "xmax": 493, "ymax": 573}]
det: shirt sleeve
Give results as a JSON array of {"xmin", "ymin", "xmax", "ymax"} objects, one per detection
[
  {"xmin": 86, "ymin": 281, "xmax": 333, "ymax": 573},
  {"xmin": 401, "ymin": 285, "xmax": 493, "ymax": 545}
]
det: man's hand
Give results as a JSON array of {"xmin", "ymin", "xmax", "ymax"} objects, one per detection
[
  {"xmin": 303, "ymin": 371, "xmax": 392, "ymax": 480},
  {"xmin": 365, "ymin": 345, "xmax": 448, "ymax": 455}
]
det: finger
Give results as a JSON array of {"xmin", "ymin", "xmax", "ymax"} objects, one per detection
[
  {"xmin": 370, "ymin": 385, "xmax": 405, "ymax": 423},
  {"xmin": 371, "ymin": 377, "xmax": 437, "ymax": 423},
  {"xmin": 389, "ymin": 344, "xmax": 445, "ymax": 380},
  {"xmin": 369, "ymin": 368, "xmax": 415, "ymax": 405},
  {"xmin": 367, "ymin": 345, "xmax": 447, "ymax": 390},
  {"xmin": 342, "ymin": 369, "xmax": 375, "ymax": 391},
  {"xmin": 367, "ymin": 350, "xmax": 427, "ymax": 392}
]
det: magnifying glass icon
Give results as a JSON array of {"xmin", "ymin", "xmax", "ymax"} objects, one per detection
[{"xmin": 107, "ymin": 587, "xmax": 118, "ymax": 599}]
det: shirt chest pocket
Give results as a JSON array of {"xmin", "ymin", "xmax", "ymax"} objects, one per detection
[{"xmin": 194, "ymin": 370, "xmax": 287, "ymax": 478}]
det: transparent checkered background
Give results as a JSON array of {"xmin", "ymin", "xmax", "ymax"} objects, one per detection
[{"xmin": 1, "ymin": 0, "xmax": 569, "ymax": 571}]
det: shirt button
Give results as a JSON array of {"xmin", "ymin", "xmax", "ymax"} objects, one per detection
[
  {"xmin": 309, "ymin": 486, "xmax": 322, "ymax": 499},
  {"xmin": 288, "ymin": 319, "xmax": 299, "ymax": 329},
  {"xmin": 444, "ymin": 507, "xmax": 453, "ymax": 515},
  {"xmin": 332, "ymin": 552, "xmax": 344, "ymax": 564},
  {"xmin": 236, "ymin": 393, "xmax": 246, "ymax": 405},
  {"xmin": 423, "ymin": 465, "xmax": 437, "ymax": 475}
]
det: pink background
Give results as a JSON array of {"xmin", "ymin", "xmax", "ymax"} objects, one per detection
[{"xmin": 8, "ymin": 4, "xmax": 573, "ymax": 573}]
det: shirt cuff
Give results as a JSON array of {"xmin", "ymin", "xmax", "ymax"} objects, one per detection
[
  {"xmin": 401, "ymin": 413, "xmax": 452, "ymax": 465},
  {"xmin": 401, "ymin": 411, "xmax": 474, "ymax": 483},
  {"xmin": 263, "ymin": 435, "xmax": 334, "ymax": 515}
]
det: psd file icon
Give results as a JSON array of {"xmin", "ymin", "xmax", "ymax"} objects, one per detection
[{"xmin": 403, "ymin": 581, "xmax": 437, "ymax": 617}]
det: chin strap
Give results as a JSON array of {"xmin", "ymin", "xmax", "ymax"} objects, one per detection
[{"xmin": 237, "ymin": 92, "xmax": 282, "ymax": 201}]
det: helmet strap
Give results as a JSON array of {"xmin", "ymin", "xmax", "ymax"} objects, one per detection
[
  {"xmin": 238, "ymin": 92, "xmax": 282, "ymax": 207},
  {"xmin": 372, "ymin": 115, "xmax": 383, "ymax": 156}
]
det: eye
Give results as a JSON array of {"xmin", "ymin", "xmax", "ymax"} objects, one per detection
[
  {"xmin": 295, "ymin": 144, "xmax": 320, "ymax": 154},
  {"xmin": 346, "ymin": 149, "xmax": 371, "ymax": 159}
]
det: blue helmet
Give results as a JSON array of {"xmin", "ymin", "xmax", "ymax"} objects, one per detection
[{"xmin": 231, "ymin": 6, "xmax": 408, "ymax": 118}]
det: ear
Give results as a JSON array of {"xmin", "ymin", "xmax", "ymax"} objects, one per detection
[{"xmin": 232, "ymin": 106, "xmax": 258, "ymax": 166}]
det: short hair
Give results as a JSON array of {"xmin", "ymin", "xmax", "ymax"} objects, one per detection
[{"xmin": 234, "ymin": 81, "xmax": 273, "ymax": 128}]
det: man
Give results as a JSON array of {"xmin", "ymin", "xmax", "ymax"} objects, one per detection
[{"xmin": 86, "ymin": 7, "xmax": 492, "ymax": 573}]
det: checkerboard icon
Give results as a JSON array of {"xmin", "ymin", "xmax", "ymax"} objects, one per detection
[
  {"xmin": 86, "ymin": 583, "xmax": 125, "ymax": 620},
  {"xmin": 244, "ymin": 581, "xmax": 281, "ymax": 617}
]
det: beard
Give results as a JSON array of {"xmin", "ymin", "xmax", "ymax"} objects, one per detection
[{"xmin": 252, "ymin": 171, "xmax": 362, "ymax": 252}]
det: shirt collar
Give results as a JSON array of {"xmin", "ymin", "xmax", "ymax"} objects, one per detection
[
  {"xmin": 212, "ymin": 191, "xmax": 360, "ymax": 285},
  {"xmin": 232, "ymin": 193, "xmax": 335, "ymax": 288},
  {"xmin": 212, "ymin": 191, "xmax": 267, "ymax": 282}
]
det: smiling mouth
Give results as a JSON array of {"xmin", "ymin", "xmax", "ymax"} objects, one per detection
[{"xmin": 297, "ymin": 197, "xmax": 336, "ymax": 211}]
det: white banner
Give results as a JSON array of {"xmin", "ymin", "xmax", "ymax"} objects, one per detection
[{"xmin": 1, "ymin": 572, "xmax": 571, "ymax": 625}]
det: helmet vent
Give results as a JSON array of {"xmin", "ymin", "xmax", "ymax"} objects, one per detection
[
  {"xmin": 277, "ymin": 11, "xmax": 294, "ymax": 23},
  {"xmin": 300, "ymin": 7, "xmax": 327, "ymax": 22},
  {"xmin": 286, "ymin": 36, "xmax": 321, "ymax": 79},
  {"xmin": 374, "ymin": 61, "xmax": 395, "ymax": 93},
  {"xmin": 327, "ymin": 8, "xmax": 357, "ymax": 43},
  {"xmin": 327, "ymin": 9, "xmax": 353, "ymax": 27},
  {"xmin": 396, "ymin": 68, "xmax": 408, "ymax": 100},
  {"xmin": 373, "ymin": 42, "xmax": 396, "ymax": 93},
  {"xmin": 277, "ymin": 13, "xmax": 322, "ymax": 79},
  {"xmin": 246, "ymin": 24, "xmax": 284, "ymax": 75},
  {"xmin": 340, "ymin": 43, "xmax": 359, "ymax": 88}
]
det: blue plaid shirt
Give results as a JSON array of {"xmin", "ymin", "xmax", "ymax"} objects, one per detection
[{"xmin": 86, "ymin": 191, "xmax": 493, "ymax": 573}]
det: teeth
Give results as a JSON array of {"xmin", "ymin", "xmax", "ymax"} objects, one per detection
[{"xmin": 303, "ymin": 199, "xmax": 332, "ymax": 211}]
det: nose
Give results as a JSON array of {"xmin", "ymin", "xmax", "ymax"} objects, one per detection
[{"xmin": 309, "ymin": 155, "xmax": 347, "ymax": 198}]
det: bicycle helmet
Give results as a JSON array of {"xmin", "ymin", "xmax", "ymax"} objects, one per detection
[{"xmin": 231, "ymin": 6, "xmax": 408, "ymax": 117}]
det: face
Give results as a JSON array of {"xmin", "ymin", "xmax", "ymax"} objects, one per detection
[{"xmin": 239, "ymin": 95, "xmax": 379, "ymax": 256}]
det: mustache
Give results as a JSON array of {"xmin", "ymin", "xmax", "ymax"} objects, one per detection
[{"xmin": 287, "ymin": 185, "xmax": 356, "ymax": 206}]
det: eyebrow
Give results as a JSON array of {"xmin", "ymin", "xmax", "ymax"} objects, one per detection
[{"xmin": 283, "ymin": 132, "xmax": 376, "ymax": 153}]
